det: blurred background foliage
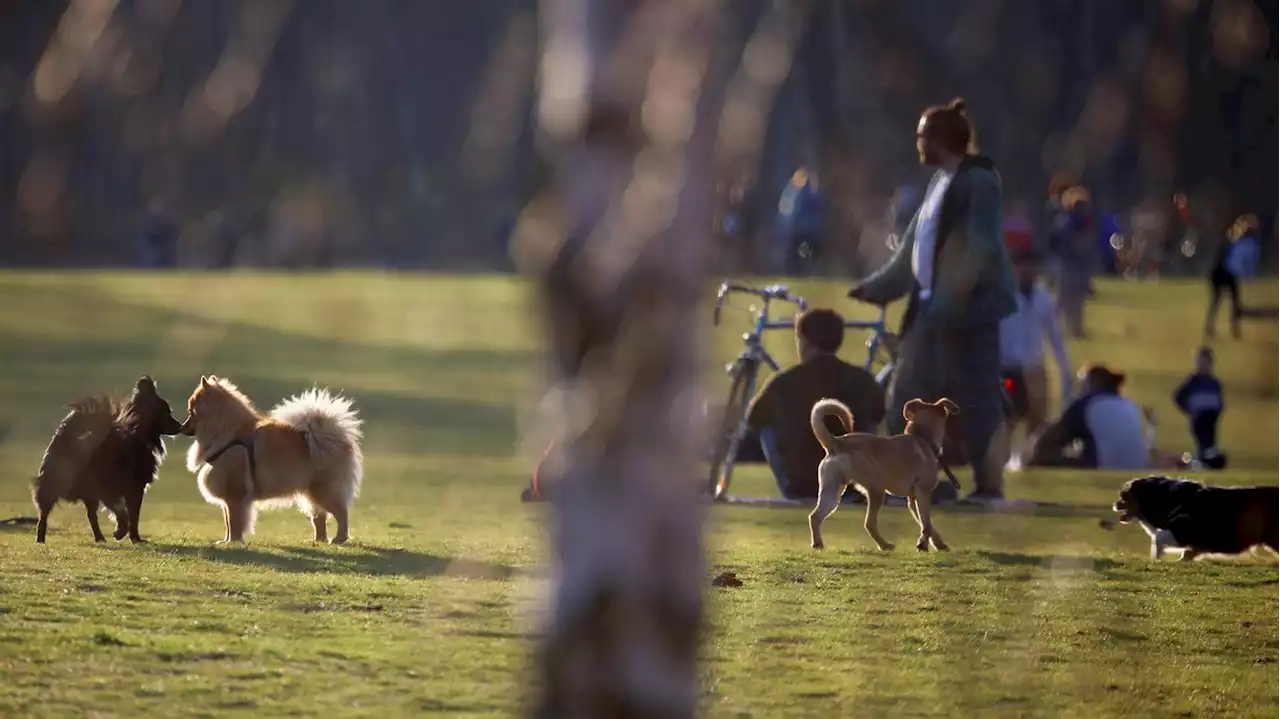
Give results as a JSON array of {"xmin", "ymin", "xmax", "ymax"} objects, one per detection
[{"xmin": 0, "ymin": 0, "xmax": 1274, "ymax": 275}]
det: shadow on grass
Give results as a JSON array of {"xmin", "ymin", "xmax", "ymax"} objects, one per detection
[
  {"xmin": 973, "ymin": 550, "xmax": 1118, "ymax": 570},
  {"xmin": 153, "ymin": 543, "xmax": 521, "ymax": 579},
  {"xmin": 0, "ymin": 516, "xmax": 38, "ymax": 532}
]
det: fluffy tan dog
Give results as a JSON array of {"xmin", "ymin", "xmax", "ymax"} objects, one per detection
[
  {"xmin": 179, "ymin": 376, "xmax": 363, "ymax": 544},
  {"xmin": 808, "ymin": 397, "xmax": 960, "ymax": 552}
]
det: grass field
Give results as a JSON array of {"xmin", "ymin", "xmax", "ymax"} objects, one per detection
[{"xmin": 0, "ymin": 272, "xmax": 1276, "ymax": 719}]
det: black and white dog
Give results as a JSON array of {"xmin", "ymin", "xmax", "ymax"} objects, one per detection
[{"xmin": 1113, "ymin": 475, "xmax": 1278, "ymax": 561}]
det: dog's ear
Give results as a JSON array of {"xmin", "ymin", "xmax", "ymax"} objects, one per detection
[
  {"xmin": 902, "ymin": 399, "xmax": 926, "ymax": 421},
  {"xmin": 200, "ymin": 375, "xmax": 211, "ymax": 389},
  {"xmin": 136, "ymin": 375, "xmax": 157, "ymax": 394},
  {"xmin": 935, "ymin": 398, "xmax": 960, "ymax": 416}
]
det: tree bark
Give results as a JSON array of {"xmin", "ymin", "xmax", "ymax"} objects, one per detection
[{"xmin": 515, "ymin": 1, "xmax": 728, "ymax": 716}]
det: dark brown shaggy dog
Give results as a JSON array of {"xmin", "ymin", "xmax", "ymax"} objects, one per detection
[
  {"xmin": 1113, "ymin": 475, "xmax": 1279, "ymax": 560},
  {"xmin": 32, "ymin": 376, "xmax": 183, "ymax": 544}
]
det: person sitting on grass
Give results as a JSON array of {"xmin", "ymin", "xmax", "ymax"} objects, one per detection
[
  {"xmin": 1023, "ymin": 364, "xmax": 1149, "ymax": 470},
  {"xmin": 744, "ymin": 308, "xmax": 885, "ymax": 501},
  {"xmin": 1173, "ymin": 346, "xmax": 1227, "ymax": 469}
]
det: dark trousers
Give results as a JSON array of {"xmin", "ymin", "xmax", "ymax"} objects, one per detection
[
  {"xmin": 1206, "ymin": 270, "xmax": 1241, "ymax": 336},
  {"xmin": 887, "ymin": 300, "xmax": 1005, "ymax": 496},
  {"xmin": 1191, "ymin": 410, "xmax": 1220, "ymax": 458}
]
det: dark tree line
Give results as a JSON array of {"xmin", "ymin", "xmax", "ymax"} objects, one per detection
[{"xmin": 1, "ymin": 0, "xmax": 1273, "ymax": 272}]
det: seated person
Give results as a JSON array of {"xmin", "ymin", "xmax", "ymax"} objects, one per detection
[
  {"xmin": 744, "ymin": 308, "xmax": 885, "ymax": 500},
  {"xmin": 1023, "ymin": 364, "xmax": 1150, "ymax": 470}
]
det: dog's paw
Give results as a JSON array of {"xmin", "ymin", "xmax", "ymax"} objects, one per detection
[
  {"xmin": 916, "ymin": 539, "xmax": 930, "ymax": 552},
  {"xmin": 811, "ymin": 542, "xmax": 825, "ymax": 550},
  {"xmin": 877, "ymin": 543, "xmax": 895, "ymax": 552},
  {"xmin": 129, "ymin": 537, "xmax": 149, "ymax": 545}
]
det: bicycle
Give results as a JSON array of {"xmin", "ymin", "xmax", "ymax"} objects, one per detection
[{"xmin": 706, "ymin": 281, "xmax": 898, "ymax": 500}]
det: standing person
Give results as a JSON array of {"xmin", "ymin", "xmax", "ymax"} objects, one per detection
[
  {"xmin": 1173, "ymin": 346, "xmax": 1226, "ymax": 469},
  {"xmin": 775, "ymin": 166, "xmax": 823, "ymax": 276},
  {"xmin": 137, "ymin": 198, "xmax": 178, "ymax": 269},
  {"xmin": 1054, "ymin": 190, "xmax": 1094, "ymax": 338},
  {"xmin": 999, "ymin": 251, "xmax": 1073, "ymax": 468},
  {"xmin": 847, "ymin": 97, "xmax": 1017, "ymax": 504},
  {"xmin": 1205, "ymin": 214, "xmax": 1260, "ymax": 338}
]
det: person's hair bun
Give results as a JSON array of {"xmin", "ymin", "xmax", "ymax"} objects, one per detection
[{"xmin": 949, "ymin": 97, "xmax": 966, "ymax": 112}]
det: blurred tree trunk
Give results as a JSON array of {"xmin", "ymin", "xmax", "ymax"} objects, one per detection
[{"xmin": 516, "ymin": 0, "xmax": 726, "ymax": 716}]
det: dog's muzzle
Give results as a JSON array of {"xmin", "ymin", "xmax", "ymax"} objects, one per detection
[
  {"xmin": 1112, "ymin": 499, "xmax": 1135, "ymax": 523},
  {"xmin": 178, "ymin": 416, "xmax": 196, "ymax": 437}
]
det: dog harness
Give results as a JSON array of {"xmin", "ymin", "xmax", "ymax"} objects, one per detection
[
  {"xmin": 204, "ymin": 437, "xmax": 258, "ymax": 490},
  {"xmin": 911, "ymin": 434, "xmax": 961, "ymax": 489}
]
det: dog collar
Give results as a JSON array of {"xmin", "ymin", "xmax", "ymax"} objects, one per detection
[{"xmin": 911, "ymin": 433, "xmax": 961, "ymax": 490}]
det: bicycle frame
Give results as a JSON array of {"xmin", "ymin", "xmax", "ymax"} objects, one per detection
[{"xmin": 713, "ymin": 281, "xmax": 892, "ymax": 374}]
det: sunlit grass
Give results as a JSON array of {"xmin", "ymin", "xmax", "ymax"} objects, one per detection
[{"xmin": 0, "ymin": 272, "xmax": 1275, "ymax": 718}]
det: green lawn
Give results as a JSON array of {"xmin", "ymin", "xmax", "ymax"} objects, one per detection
[{"xmin": 0, "ymin": 272, "xmax": 1275, "ymax": 718}]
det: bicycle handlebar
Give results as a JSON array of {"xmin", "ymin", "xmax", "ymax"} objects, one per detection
[{"xmin": 713, "ymin": 281, "xmax": 808, "ymax": 325}]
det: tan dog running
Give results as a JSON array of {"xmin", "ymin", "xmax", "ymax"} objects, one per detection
[
  {"xmin": 809, "ymin": 397, "xmax": 960, "ymax": 552},
  {"xmin": 180, "ymin": 376, "xmax": 364, "ymax": 544}
]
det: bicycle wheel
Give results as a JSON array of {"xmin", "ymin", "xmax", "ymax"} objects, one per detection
[{"xmin": 707, "ymin": 360, "xmax": 758, "ymax": 499}]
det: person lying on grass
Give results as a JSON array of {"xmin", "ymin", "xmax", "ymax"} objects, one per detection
[{"xmin": 743, "ymin": 308, "xmax": 885, "ymax": 502}]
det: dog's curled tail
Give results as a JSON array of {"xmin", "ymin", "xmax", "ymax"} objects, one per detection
[
  {"xmin": 270, "ymin": 388, "xmax": 364, "ymax": 486},
  {"xmin": 31, "ymin": 396, "xmax": 119, "ymax": 507},
  {"xmin": 811, "ymin": 398, "xmax": 854, "ymax": 454}
]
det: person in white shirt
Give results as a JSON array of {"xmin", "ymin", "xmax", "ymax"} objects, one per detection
[
  {"xmin": 999, "ymin": 252, "xmax": 1073, "ymax": 458},
  {"xmin": 1024, "ymin": 364, "xmax": 1150, "ymax": 470}
]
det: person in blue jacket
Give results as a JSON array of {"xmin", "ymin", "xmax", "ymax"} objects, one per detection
[{"xmin": 1173, "ymin": 346, "xmax": 1226, "ymax": 469}]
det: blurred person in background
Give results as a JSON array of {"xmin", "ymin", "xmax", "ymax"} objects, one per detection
[
  {"xmin": 1204, "ymin": 213, "xmax": 1260, "ymax": 338},
  {"xmin": 999, "ymin": 250, "xmax": 1072, "ymax": 471},
  {"xmin": 1050, "ymin": 187, "xmax": 1096, "ymax": 338},
  {"xmin": 848, "ymin": 97, "xmax": 1017, "ymax": 504},
  {"xmin": 775, "ymin": 165, "xmax": 824, "ymax": 276},
  {"xmin": 1172, "ymin": 346, "xmax": 1227, "ymax": 470},
  {"xmin": 1003, "ymin": 201, "xmax": 1035, "ymax": 257},
  {"xmin": 137, "ymin": 198, "xmax": 178, "ymax": 269},
  {"xmin": 1023, "ymin": 364, "xmax": 1149, "ymax": 470}
]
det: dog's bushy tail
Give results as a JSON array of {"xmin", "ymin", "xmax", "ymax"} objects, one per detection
[
  {"xmin": 31, "ymin": 396, "xmax": 119, "ymax": 508},
  {"xmin": 270, "ymin": 388, "xmax": 364, "ymax": 494},
  {"xmin": 811, "ymin": 398, "xmax": 854, "ymax": 454}
]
